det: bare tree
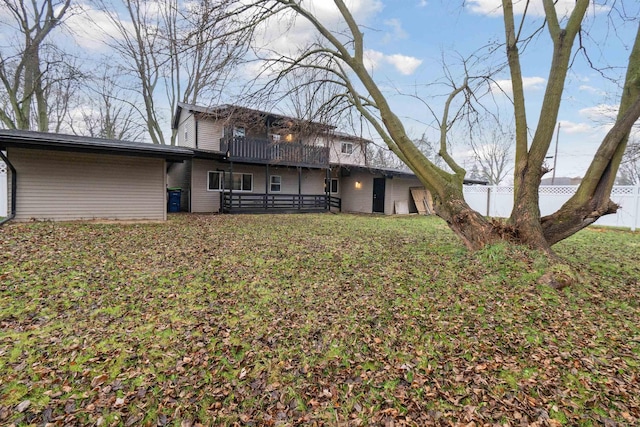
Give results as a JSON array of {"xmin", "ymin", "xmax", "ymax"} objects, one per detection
[
  {"xmin": 0, "ymin": 0, "xmax": 72, "ymax": 131},
  {"xmin": 93, "ymin": 0, "xmax": 245, "ymax": 145},
  {"xmin": 216, "ymin": 0, "xmax": 640, "ymax": 282},
  {"xmin": 617, "ymin": 141, "xmax": 640, "ymax": 185},
  {"xmin": 71, "ymin": 68, "xmax": 145, "ymax": 141},
  {"xmin": 469, "ymin": 126, "xmax": 513, "ymax": 185}
]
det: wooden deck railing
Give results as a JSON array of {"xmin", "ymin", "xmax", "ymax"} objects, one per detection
[
  {"xmin": 222, "ymin": 193, "xmax": 341, "ymax": 213},
  {"xmin": 219, "ymin": 136, "xmax": 330, "ymax": 167}
]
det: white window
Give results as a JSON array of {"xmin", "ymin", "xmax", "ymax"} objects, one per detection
[
  {"xmin": 207, "ymin": 171, "xmax": 222, "ymax": 191},
  {"xmin": 270, "ymin": 133, "xmax": 281, "ymax": 142},
  {"xmin": 270, "ymin": 175, "xmax": 282, "ymax": 192},
  {"xmin": 325, "ymin": 178, "xmax": 339, "ymax": 194},
  {"xmin": 341, "ymin": 142, "xmax": 354, "ymax": 155}
]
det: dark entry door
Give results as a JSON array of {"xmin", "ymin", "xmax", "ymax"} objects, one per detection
[{"xmin": 372, "ymin": 178, "xmax": 386, "ymax": 213}]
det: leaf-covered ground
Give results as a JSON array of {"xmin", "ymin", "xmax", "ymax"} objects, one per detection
[{"xmin": 1, "ymin": 214, "xmax": 639, "ymax": 426}]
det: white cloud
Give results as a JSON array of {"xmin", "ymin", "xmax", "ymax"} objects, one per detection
[
  {"xmin": 64, "ymin": 3, "xmax": 135, "ymax": 50},
  {"xmin": 383, "ymin": 18, "xmax": 408, "ymax": 43},
  {"xmin": 465, "ymin": 0, "xmax": 609, "ymax": 18},
  {"xmin": 578, "ymin": 85, "xmax": 604, "ymax": 96},
  {"xmin": 364, "ymin": 49, "xmax": 385, "ymax": 71},
  {"xmin": 252, "ymin": 0, "xmax": 384, "ymax": 57},
  {"xmin": 417, "ymin": 0, "xmax": 428, "ymax": 7},
  {"xmin": 559, "ymin": 120, "xmax": 596, "ymax": 135},
  {"xmin": 364, "ymin": 50, "xmax": 422, "ymax": 75},
  {"xmin": 579, "ymin": 104, "xmax": 618, "ymax": 123},
  {"xmin": 490, "ymin": 76, "xmax": 546, "ymax": 95},
  {"xmin": 386, "ymin": 54, "xmax": 422, "ymax": 75}
]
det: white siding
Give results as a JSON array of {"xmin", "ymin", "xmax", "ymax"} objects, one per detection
[{"xmin": 8, "ymin": 148, "xmax": 166, "ymax": 221}]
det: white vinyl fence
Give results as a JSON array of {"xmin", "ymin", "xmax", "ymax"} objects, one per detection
[
  {"xmin": 463, "ymin": 185, "xmax": 640, "ymax": 231},
  {"xmin": 0, "ymin": 160, "xmax": 6, "ymax": 217}
]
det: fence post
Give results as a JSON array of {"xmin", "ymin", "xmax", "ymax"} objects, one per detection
[
  {"xmin": 633, "ymin": 185, "xmax": 640, "ymax": 232},
  {"xmin": 485, "ymin": 186, "xmax": 492, "ymax": 216}
]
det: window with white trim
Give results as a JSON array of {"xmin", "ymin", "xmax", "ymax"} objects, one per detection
[
  {"xmin": 341, "ymin": 142, "xmax": 354, "ymax": 155},
  {"xmin": 270, "ymin": 175, "xmax": 282, "ymax": 192},
  {"xmin": 325, "ymin": 178, "xmax": 339, "ymax": 194},
  {"xmin": 208, "ymin": 171, "xmax": 222, "ymax": 191}
]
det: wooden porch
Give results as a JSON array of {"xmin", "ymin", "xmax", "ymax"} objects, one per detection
[
  {"xmin": 220, "ymin": 136, "xmax": 329, "ymax": 168},
  {"xmin": 222, "ymin": 193, "xmax": 341, "ymax": 214}
]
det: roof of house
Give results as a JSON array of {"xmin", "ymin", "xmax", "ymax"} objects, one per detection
[
  {"xmin": 330, "ymin": 130, "xmax": 372, "ymax": 144},
  {"xmin": 0, "ymin": 130, "xmax": 193, "ymax": 161},
  {"xmin": 173, "ymin": 102, "xmax": 335, "ymax": 132},
  {"xmin": 337, "ymin": 164, "xmax": 488, "ymax": 185}
]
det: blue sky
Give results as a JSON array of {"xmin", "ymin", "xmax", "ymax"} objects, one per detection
[
  {"xmin": 255, "ymin": 0, "xmax": 639, "ymax": 179},
  {"xmin": 3, "ymin": 0, "xmax": 639, "ymax": 179}
]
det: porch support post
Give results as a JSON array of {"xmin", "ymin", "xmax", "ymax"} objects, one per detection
[
  {"xmin": 229, "ymin": 161, "xmax": 233, "ymax": 213},
  {"xmin": 298, "ymin": 166, "xmax": 302, "ymax": 210},
  {"xmin": 265, "ymin": 164, "xmax": 269, "ymax": 210},
  {"xmin": 325, "ymin": 168, "xmax": 330, "ymax": 211}
]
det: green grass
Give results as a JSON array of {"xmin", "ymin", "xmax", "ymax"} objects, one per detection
[{"xmin": 1, "ymin": 214, "xmax": 639, "ymax": 426}]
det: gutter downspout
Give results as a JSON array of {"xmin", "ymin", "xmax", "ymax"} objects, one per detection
[{"xmin": 0, "ymin": 150, "xmax": 16, "ymax": 226}]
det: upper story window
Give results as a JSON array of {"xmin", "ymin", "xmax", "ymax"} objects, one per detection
[
  {"xmin": 341, "ymin": 142, "xmax": 354, "ymax": 155},
  {"xmin": 233, "ymin": 126, "xmax": 245, "ymax": 138},
  {"xmin": 184, "ymin": 128, "xmax": 188, "ymax": 143},
  {"xmin": 270, "ymin": 133, "xmax": 281, "ymax": 142}
]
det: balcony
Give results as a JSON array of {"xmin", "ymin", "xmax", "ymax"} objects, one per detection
[{"xmin": 220, "ymin": 136, "xmax": 330, "ymax": 168}]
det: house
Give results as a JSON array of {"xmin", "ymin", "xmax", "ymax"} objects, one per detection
[
  {"xmin": 169, "ymin": 103, "xmax": 427, "ymax": 215},
  {"xmin": 0, "ymin": 130, "xmax": 192, "ymax": 222},
  {"xmin": 0, "ymin": 105, "xmax": 434, "ymax": 223}
]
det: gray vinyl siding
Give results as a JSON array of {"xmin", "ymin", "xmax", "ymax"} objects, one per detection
[
  {"xmin": 191, "ymin": 159, "xmax": 222, "ymax": 213},
  {"xmin": 328, "ymin": 139, "xmax": 367, "ymax": 166},
  {"xmin": 191, "ymin": 160, "xmax": 329, "ymax": 212},
  {"xmin": 197, "ymin": 120, "xmax": 224, "ymax": 152},
  {"xmin": 340, "ymin": 171, "xmax": 374, "ymax": 214},
  {"xmin": 177, "ymin": 110, "xmax": 196, "ymax": 148},
  {"xmin": 384, "ymin": 176, "xmax": 423, "ymax": 214},
  {"xmin": 8, "ymin": 148, "xmax": 166, "ymax": 221}
]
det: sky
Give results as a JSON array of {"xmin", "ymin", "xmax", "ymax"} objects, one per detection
[
  {"xmin": 240, "ymin": 0, "xmax": 639, "ymax": 180},
  {"xmin": 2, "ymin": 0, "xmax": 640, "ymax": 180}
]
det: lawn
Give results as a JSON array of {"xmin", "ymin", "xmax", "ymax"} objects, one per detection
[{"xmin": 1, "ymin": 214, "xmax": 639, "ymax": 426}]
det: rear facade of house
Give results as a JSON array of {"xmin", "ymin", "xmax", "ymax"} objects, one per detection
[{"xmin": 169, "ymin": 103, "xmax": 427, "ymax": 215}]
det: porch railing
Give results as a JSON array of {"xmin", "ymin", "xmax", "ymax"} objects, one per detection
[
  {"xmin": 222, "ymin": 193, "xmax": 341, "ymax": 213},
  {"xmin": 219, "ymin": 136, "xmax": 330, "ymax": 167}
]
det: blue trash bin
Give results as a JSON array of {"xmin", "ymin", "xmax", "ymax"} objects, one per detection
[{"xmin": 167, "ymin": 188, "xmax": 181, "ymax": 212}]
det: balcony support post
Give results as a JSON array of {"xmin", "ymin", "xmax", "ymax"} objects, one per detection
[{"xmin": 265, "ymin": 164, "xmax": 269, "ymax": 210}]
